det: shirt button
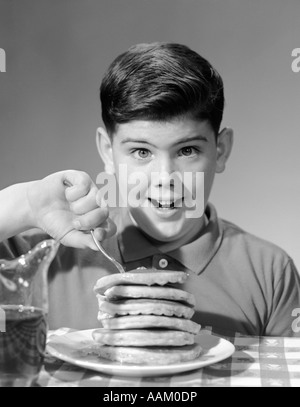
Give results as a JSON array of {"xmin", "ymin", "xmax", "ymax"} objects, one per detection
[{"xmin": 159, "ymin": 258, "xmax": 168, "ymax": 268}]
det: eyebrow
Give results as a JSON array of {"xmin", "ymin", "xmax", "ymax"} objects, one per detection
[
  {"xmin": 174, "ymin": 136, "xmax": 208, "ymax": 145},
  {"xmin": 120, "ymin": 135, "xmax": 208, "ymax": 147}
]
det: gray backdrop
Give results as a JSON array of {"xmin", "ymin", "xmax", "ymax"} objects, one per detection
[{"xmin": 0, "ymin": 0, "xmax": 300, "ymax": 269}]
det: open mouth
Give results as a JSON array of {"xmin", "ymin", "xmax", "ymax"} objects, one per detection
[{"xmin": 148, "ymin": 198, "xmax": 183, "ymax": 209}]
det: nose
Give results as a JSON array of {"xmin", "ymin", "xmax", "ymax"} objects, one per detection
[
  {"xmin": 152, "ymin": 155, "xmax": 177, "ymax": 188},
  {"xmin": 157, "ymin": 154, "xmax": 174, "ymax": 173}
]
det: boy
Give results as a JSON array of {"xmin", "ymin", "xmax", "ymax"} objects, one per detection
[{"xmin": 0, "ymin": 42, "xmax": 299, "ymax": 336}]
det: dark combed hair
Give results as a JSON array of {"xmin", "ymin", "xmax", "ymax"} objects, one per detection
[{"xmin": 100, "ymin": 42, "xmax": 224, "ymax": 137}]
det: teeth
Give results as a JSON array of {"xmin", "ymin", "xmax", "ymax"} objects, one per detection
[
  {"xmin": 158, "ymin": 202, "xmax": 174, "ymax": 208},
  {"xmin": 149, "ymin": 198, "xmax": 175, "ymax": 209}
]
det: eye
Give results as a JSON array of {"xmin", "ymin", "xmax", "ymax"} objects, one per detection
[
  {"xmin": 132, "ymin": 148, "xmax": 152, "ymax": 160},
  {"xmin": 178, "ymin": 146, "xmax": 199, "ymax": 157}
]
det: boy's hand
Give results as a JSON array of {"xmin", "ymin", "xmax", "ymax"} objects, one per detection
[{"xmin": 27, "ymin": 170, "xmax": 117, "ymax": 250}]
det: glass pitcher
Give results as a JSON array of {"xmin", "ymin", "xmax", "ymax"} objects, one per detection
[{"xmin": 0, "ymin": 239, "xmax": 59, "ymax": 387}]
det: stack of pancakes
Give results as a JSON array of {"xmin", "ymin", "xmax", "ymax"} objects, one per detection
[{"xmin": 92, "ymin": 269, "xmax": 202, "ymax": 365}]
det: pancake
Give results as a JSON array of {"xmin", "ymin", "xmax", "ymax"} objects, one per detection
[
  {"xmin": 104, "ymin": 285, "xmax": 196, "ymax": 306},
  {"xmin": 93, "ymin": 269, "xmax": 188, "ymax": 295},
  {"xmin": 92, "ymin": 328, "xmax": 195, "ymax": 347},
  {"xmin": 90, "ymin": 343, "xmax": 203, "ymax": 365},
  {"xmin": 96, "ymin": 296, "xmax": 195, "ymax": 320},
  {"xmin": 100, "ymin": 315, "xmax": 201, "ymax": 334}
]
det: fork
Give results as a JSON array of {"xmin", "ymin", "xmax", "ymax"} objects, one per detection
[
  {"xmin": 63, "ymin": 179, "xmax": 125, "ymax": 273},
  {"xmin": 90, "ymin": 229, "xmax": 125, "ymax": 274}
]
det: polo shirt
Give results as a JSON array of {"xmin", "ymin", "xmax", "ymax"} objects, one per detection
[{"xmin": 1, "ymin": 203, "xmax": 299, "ymax": 336}]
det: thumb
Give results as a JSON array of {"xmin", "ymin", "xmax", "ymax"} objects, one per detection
[{"xmin": 59, "ymin": 229, "xmax": 98, "ymax": 251}]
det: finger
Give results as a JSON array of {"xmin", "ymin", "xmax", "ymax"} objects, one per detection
[
  {"xmin": 91, "ymin": 228, "xmax": 107, "ymax": 242},
  {"xmin": 64, "ymin": 171, "xmax": 93, "ymax": 202},
  {"xmin": 73, "ymin": 207, "xmax": 109, "ymax": 231},
  {"xmin": 69, "ymin": 186, "xmax": 98, "ymax": 215},
  {"xmin": 96, "ymin": 190, "xmax": 109, "ymax": 207},
  {"xmin": 101, "ymin": 217, "xmax": 118, "ymax": 238},
  {"xmin": 92, "ymin": 218, "xmax": 117, "ymax": 241}
]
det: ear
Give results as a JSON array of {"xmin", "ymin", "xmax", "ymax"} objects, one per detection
[
  {"xmin": 215, "ymin": 127, "xmax": 234, "ymax": 173},
  {"xmin": 96, "ymin": 127, "xmax": 115, "ymax": 174}
]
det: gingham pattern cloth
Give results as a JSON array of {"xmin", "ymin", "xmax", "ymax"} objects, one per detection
[{"xmin": 36, "ymin": 327, "xmax": 300, "ymax": 387}]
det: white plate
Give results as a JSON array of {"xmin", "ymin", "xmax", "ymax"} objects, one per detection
[{"xmin": 46, "ymin": 329, "xmax": 235, "ymax": 377}]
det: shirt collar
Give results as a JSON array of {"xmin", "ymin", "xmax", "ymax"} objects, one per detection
[{"xmin": 116, "ymin": 203, "xmax": 223, "ymax": 274}]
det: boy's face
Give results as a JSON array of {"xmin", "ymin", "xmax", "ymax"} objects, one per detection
[{"xmin": 97, "ymin": 116, "xmax": 233, "ymax": 243}]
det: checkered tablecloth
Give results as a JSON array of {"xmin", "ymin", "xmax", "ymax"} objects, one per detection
[{"xmin": 36, "ymin": 327, "xmax": 300, "ymax": 387}]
